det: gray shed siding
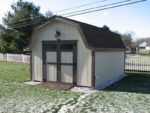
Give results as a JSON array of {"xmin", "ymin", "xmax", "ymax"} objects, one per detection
[
  {"xmin": 31, "ymin": 20, "xmax": 92, "ymax": 87},
  {"xmin": 94, "ymin": 51, "xmax": 125, "ymax": 88}
]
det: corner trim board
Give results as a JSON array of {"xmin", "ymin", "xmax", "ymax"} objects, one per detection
[
  {"xmin": 30, "ymin": 51, "xmax": 32, "ymax": 81},
  {"xmin": 91, "ymin": 51, "xmax": 95, "ymax": 87},
  {"xmin": 42, "ymin": 42, "xmax": 46, "ymax": 81},
  {"xmin": 124, "ymin": 50, "xmax": 126, "ymax": 74}
]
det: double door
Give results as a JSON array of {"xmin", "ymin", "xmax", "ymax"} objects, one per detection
[{"xmin": 43, "ymin": 40, "xmax": 77, "ymax": 84}]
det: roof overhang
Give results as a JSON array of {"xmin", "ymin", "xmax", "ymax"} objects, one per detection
[{"xmin": 94, "ymin": 48, "xmax": 126, "ymax": 51}]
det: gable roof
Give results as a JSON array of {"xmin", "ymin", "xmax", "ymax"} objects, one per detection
[{"xmin": 33, "ymin": 16, "xmax": 125, "ymax": 51}]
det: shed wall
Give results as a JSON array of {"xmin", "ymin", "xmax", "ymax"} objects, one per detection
[
  {"xmin": 31, "ymin": 20, "xmax": 92, "ymax": 86},
  {"xmin": 95, "ymin": 51, "xmax": 125, "ymax": 88}
]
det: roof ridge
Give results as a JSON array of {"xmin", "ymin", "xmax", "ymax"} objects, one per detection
[{"xmin": 56, "ymin": 15, "xmax": 103, "ymax": 29}]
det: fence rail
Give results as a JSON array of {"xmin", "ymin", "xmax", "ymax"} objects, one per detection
[
  {"xmin": 0, "ymin": 53, "xmax": 30, "ymax": 63},
  {"xmin": 0, "ymin": 53, "xmax": 150, "ymax": 72},
  {"xmin": 125, "ymin": 55, "xmax": 150, "ymax": 72}
]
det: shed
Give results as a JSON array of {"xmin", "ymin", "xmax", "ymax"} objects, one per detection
[{"xmin": 30, "ymin": 16, "xmax": 126, "ymax": 89}]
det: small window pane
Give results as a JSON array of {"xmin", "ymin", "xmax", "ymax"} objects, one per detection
[
  {"xmin": 46, "ymin": 44, "xmax": 57, "ymax": 51},
  {"xmin": 61, "ymin": 44, "xmax": 73, "ymax": 51}
]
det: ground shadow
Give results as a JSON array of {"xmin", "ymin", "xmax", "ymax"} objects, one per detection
[{"xmin": 104, "ymin": 72, "xmax": 150, "ymax": 94}]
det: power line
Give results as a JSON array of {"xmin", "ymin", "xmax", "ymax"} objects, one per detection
[
  {"xmin": 61, "ymin": 0, "xmax": 132, "ymax": 16},
  {"xmin": 2, "ymin": 19, "xmax": 44, "ymax": 30},
  {"xmin": 6, "ymin": 0, "xmax": 147, "ymax": 29},
  {"xmin": 10, "ymin": 0, "xmax": 146, "ymax": 29},
  {"xmin": 7, "ymin": 15, "xmax": 44, "ymax": 25},
  {"xmin": 55, "ymin": 0, "xmax": 108, "ymax": 13},
  {"xmin": 5, "ymin": 0, "xmax": 133, "ymax": 25},
  {"xmin": 7, "ymin": 0, "xmax": 135, "ymax": 25},
  {"xmin": 8, "ymin": 0, "xmax": 108, "ymax": 24},
  {"xmin": 12, "ymin": 22, "xmax": 38, "ymax": 28},
  {"xmin": 10, "ymin": 18, "xmax": 45, "ymax": 28},
  {"xmin": 68, "ymin": 0, "xmax": 145, "ymax": 17},
  {"xmin": 0, "ymin": 27, "xmax": 16, "ymax": 32},
  {"xmin": 65, "ymin": 0, "xmax": 146, "ymax": 17}
]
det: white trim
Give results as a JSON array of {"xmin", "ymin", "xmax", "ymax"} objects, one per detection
[
  {"xmin": 33, "ymin": 17, "xmax": 78, "ymax": 33},
  {"xmin": 95, "ymin": 74, "xmax": 127, "ymax": 90}
]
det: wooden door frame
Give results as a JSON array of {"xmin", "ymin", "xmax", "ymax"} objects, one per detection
[{"xmin": 42, "ymin": 40, "xmax": 77, "ymax": 84}]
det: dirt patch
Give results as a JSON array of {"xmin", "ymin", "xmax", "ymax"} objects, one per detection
[{"xmin": 36, "ymin": 82, "xmax": 75, "ymax": 90}]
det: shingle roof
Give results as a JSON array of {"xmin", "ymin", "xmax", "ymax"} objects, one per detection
[
  {"xmin": 79, "ymin": 22, "xmax": 125, "ymax": 49},
  {"xmin": 34, "ymin": 16, "xmax": 125, "ymax": 50}
]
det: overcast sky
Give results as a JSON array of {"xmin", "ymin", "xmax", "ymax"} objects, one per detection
[{"xmin": 0, "ymin": 0, "xmax": 149, "ymax": 39}]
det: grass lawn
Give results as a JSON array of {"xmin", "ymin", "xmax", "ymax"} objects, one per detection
[
  {"xmin": 0, "ymin": 62, "xmax": 79, "ymax": 113},
  {"xmin": 72, "ymin": 73, "xmax": 150, "ymax": 113},
  {"xmin": 0, "ymin": 62, "xmax": 150, "ymax": 113}
]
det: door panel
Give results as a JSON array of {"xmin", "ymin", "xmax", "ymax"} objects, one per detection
[
  {"xmin": 61, "ymin": 65, "xmax": 73, "ymax": 83},
  {"xmin": 46, "ymin": 51, "xmax": 57, "ymax": 81},
  {"xmin": 46, "ymin": 64, "xmax": 57, "ymax": 81},
  {"xmin": 61, "ymin": 52, "xmax": 73, "ymax": 63},
  {"xmin": 43, "ymin": 40, "xmax": 77, "ymax": 84},
  {"xmin": 46, "ymin": 52, "xmax": 57, "ymax": 63},
  {"xmin": 61, "ymin": 51, "xmax": 73, "ymax": 83}
]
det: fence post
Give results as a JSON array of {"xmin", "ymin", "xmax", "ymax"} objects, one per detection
[
  {"xmin": 2, "ymin": 53, "xmax": 4, "ymax": 61},
  {"xmin": 22, "ymin": 54, "xmax": 24, "ymax": 63},
  {"xmin": 6, "ymin": 53, "xmax": 8, "ymax": 62}
]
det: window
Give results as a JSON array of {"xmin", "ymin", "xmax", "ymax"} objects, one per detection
[
  {"xmin": 46, "ymin": 44, "xmax": 57, "ymax": 51},
  {"xmin": 61, "ymin": 44, "xmax": 73, "ymax": 51}
]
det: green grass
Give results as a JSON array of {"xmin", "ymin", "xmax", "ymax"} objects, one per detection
[
  {"xmin": 0, "ymin": 62, "xmax": 29, "ymax": 83},
  {"xmin": 72, "ymin": 73, "xmax": 150, "ymax": 113},
  {"xmin": 0, "ymin": 62, "xmax": 150, "ymax": 113},
  {"xmin": 0, "ymin": 62, "xmax": 79, "ymax": 113},
  {"xmin": 126, "ymin": 71, "xmax": 150, "ymax": 75},
  {"xmin": 106, "ymin": 73, "xmax": 150, "ymax": 93}
]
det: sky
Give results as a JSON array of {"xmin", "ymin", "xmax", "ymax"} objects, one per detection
[{"xmin": 0, "ymin": 0, "xmax": 149, "ymax": 40}]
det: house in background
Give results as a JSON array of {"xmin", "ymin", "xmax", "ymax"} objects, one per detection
[
  {"xmin": 139, "ymin": 41, "xmax": 150, "ymax": 50},
  {"xmin": 29, "ymin": 16, "xmax": 126, "ymax": 89}
]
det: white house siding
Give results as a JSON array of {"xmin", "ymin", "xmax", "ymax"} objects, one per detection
[
  {"xmin": 95, "ymin": 51, "xmax": 125, "ymax": 88},
  {"xmin": 146, "ymin": 46, "xmax": 150, "ymax": 50},
  {"xmin": 31, "ymin": 20, "xmax": 92, "ymax": 86}
]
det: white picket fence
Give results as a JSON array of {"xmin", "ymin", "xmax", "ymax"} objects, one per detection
[
  {"xmin": 0, "ymin": 53, "xmax": 150, "ymax": 71},
  {"xmin": 125, "ymin": 55, "xmax": 150, "ymax": 72},
  {"xmin": 0, "ymin": 53, "xmax": 30, "ymax": 63}
]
